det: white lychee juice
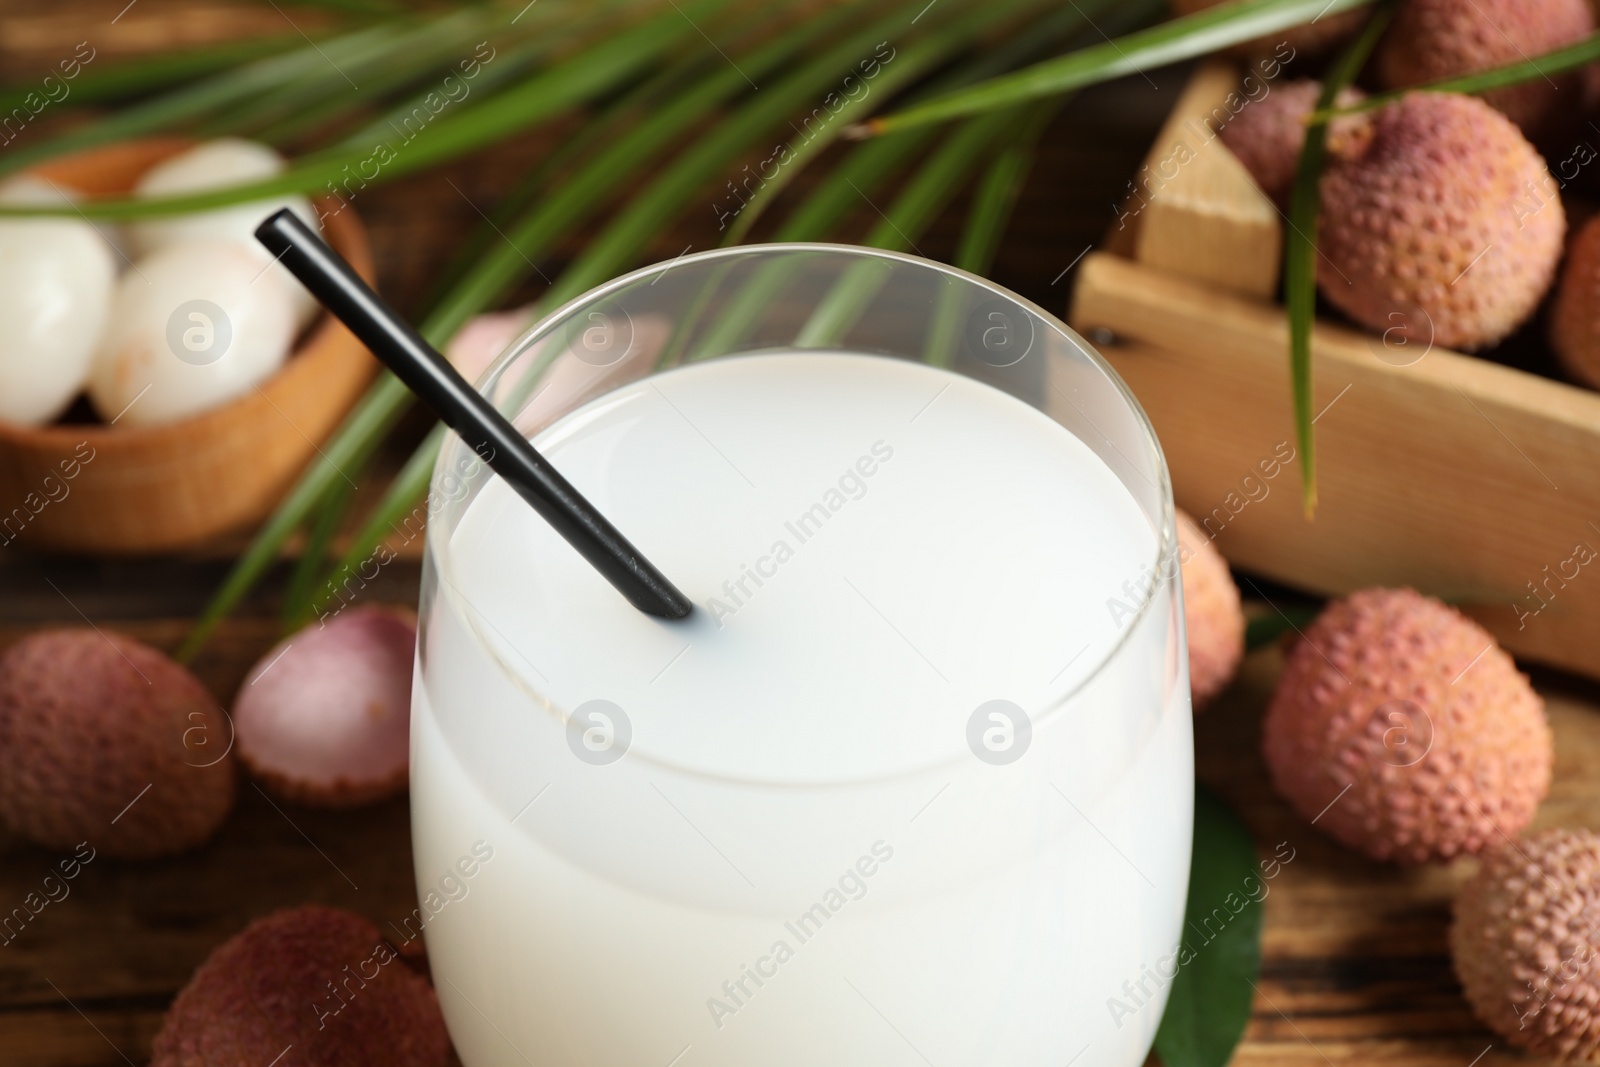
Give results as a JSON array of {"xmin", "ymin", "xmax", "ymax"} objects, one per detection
[{"xmin": 412, "ymin": 351, "xmax": 1192, "ymax": 1067}]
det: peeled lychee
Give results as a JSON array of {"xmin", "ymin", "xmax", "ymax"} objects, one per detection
[
  {"xmin": 1169, "ymin": 0, "xmax": 1370, "ymax": 57},
  {"xmin": 1262, "ymin": 588, "xmax": 1550, "ymax": 864},
  {"xmin": 1452, "ymin": 828, "xmax": 1600, "ymax": 1061},
  {"xmin": 1317, "ymin": 93, "xmax": 1564, "ymax": 353},
  {"xmin": 0, "ymin": 178, "xmax": 116, "ymax": 427},
  {"xmin": 1549, "ymin": 214, "xmax": 1600, "ymax": 389},
  {"xmin": 1218, "ymin": 80, "xmax": 1368, "ymax": 205},
  {"xmin": 87, "ymin": 239, "xmax": 299, "ymax": 428},
  {"xmin": 0, "ymin": 629, "xmax": 235, "ymax": 859},
  {"xmin": 1176, "ymin": 509, "xmax": 1245, "ymax": 709},
  {"xmin": 1377, "ymin": 0, "xmax": 1595, "ymax": 137},
  {"xmin": 151, "ymin": 905, "xmax": 450, "ymax": 1067},
  {"xmin": 234, "ymin": 607, "xmax": 415, "ymax": 807}
]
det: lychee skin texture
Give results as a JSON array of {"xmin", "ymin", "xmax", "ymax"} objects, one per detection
[
  {"xmin": 1452, "ymin": 829, "xmax": 1600, "ymax": 1061},
  {"xmin": 1262, "ymin": 588, "xmax": 1550, "ymax": 865},
  {"xmin": 151, "ymin": 905, "xmax": 450, "ymax": 1067},
  {"xmin": 1220, "ymin": 80, "xmax": 1367, "ymax": 206},
  {"xmin": 1176, "ymin": 509, "xmax": 1245, "ymax": 710},
  {"xmin": 1550, "ymin": 214, "xmax": 1600, "ymax": 390},
  {"xmin": 0, "ymin": 629, "xmax": 235, "ymax": 859},
  {"xmin": 1377, "ymin": 0, "xmax": 1595, "ymax": 135},
  {"xmin": 1317, "ymin": 93, "xmax": 1564, "ymax": 353},
  {"xmin": 235, "ymin": 606, "xmax": 416, "ymax": 808}
]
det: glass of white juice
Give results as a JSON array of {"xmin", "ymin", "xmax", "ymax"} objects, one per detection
[{"xmin": 411, "ymin": 245, "xmax": 1193, "ymax": 1067}]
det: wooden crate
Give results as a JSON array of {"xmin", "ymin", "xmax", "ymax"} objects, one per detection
[{"xmin": 1069, "ymin": 61, "xmax": 1600, "ymax": 681}]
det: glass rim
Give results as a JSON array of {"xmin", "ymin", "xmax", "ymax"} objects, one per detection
[{"xmin": 427, "ymin": 242, "xmax": 1179, "ymax": 787}]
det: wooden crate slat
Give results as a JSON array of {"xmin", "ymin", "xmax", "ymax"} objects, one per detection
[
  {"xmin": 1068, "ymin": 251, "xmax": 1600, "ymax": 679},
  {"xmin": 1130, "ymin": 60, "xmax": 1282, "ymax": 300}
]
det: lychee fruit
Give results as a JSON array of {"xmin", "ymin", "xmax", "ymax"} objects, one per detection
[
  {"xmin": 1176, "ymin": 509, "xmax": 1245, "ymax": 709},
  {"xmin": 1262, "ymin": 588, "xmax": 1550, "ymax": 864},
  {"xmin": 0, "ymin": 629, "xmax": 235, "ymax": 859},
  {"xmin": 1549, "ymin": 214, "xmax": 1600, "ymax": 390},
  {"xmin": 1317, "ymin": 92, "xmax": 1564, "ymax": 353},
  {"xmin": 234, "ymin": 606, "xmax": 415, "ymax": 807},
  {"xmin": 151, "ymin": 905, "xmax": 450, "ymax": 1067},
  {"xmin": 1219, "ymin": 79, "xmax": 1369, "ymax": 206},
  {"xmin": 1452, "ymin": 828, "xmax": 1600, "ymax": 1061},
  {"xmin": 1376, "ymin": 0, "xmax": 1595, "ymax": 138},
  {"xmin": 1169, "ymin": 0, "xmax": 1370, "ymax": 58}
]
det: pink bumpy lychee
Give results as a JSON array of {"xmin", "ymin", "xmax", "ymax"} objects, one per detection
[
  {"xmin": 1451, "ymin": 828, "xmax": 1600, "ymax": 1062},
  {"xmin": 0, "ymin": 629, "xmax": 235, "ymax": 858},
  {"xmin": 1262, "ymin": 588, "xmax": 1550, "ymax": 864},
  {"xmin": 1377, "ymin": 0, "xmax": 1595, "ymax": 136},
  {"xmin": 151, "ymin": 905, "xmax": 450, "ymax": 1067},
  {"xmin": 1219, "ymin": 80, "xmax": 1367, "ymax": 206},
  {"xmin": 234, "ymin": 606, "xmax": 415, "ymax": 807},
  {"xmin": 1176, "ymin": 509, "xmax": 1245, "ymax": 709},
  {"xmin": 1317, "ymin": 93, "xmax": 1564, "ymax": 353}
]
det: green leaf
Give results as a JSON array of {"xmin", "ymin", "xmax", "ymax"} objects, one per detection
[
  {"xmin": 178, "ymin": 373, "xmax": 411, "ymax": 661},
  {"xmin": 796, "ymin": 111, "xmax": 1021, "ymax": 347},
  {"xmin": 1152, "ymin": 784, "xmax": 1264, "ymax": 1067},
  {"xmin": 537, "ymin": 0, "xmax": 960, "ymax": 312},
  {"xmin": 415, "ymin": 49, "xmax": 734, "ymax": 310},
  {"xmin": 282, "ymin": 470, "xmax": 358, "ymax": 631},
  {"xmin": 715, "ymin": 0, "xmax": 1090, "ymax": 245},
  {"xmin": 0, "ymin": 1, "xmax": 724, "ymax": 219},
  {"xmin": 857, "ymin": 0, "xmax": 1379, "ymax": 137},
  {"xmin": 1283, "ymin": 4, "xmax": 1392, "ymax": 517},
  {"xmin": 922, "ymin": 101, "xmax": 1055, "ymax": 365},
  {"xmin": 0, "ymin": 23, "xmax": 406, "ymax": 181},
  {"xmin": 0, "ymin": 35, "xmax": 306, "ymax": 114},
  {"xmin": 306, "ymin": 422, "xmax": 447, "ymax": 624},
  {"xmin": 207, "ymin": 7, "xmax": 506, "ymax": 143},
  {"xmin": 953, "ymin": 112, "xmax": 1043, "ymax": 275}
]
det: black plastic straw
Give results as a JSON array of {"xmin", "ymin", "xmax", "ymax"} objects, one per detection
[{"xmin": 255, "ymin": 208, "xmax": 692, "ymax": 620}]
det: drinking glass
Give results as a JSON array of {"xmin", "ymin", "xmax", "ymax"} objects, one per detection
[{"xmin": 411, "ymin": 244, "xmax": 1193, "ymax": 1067}]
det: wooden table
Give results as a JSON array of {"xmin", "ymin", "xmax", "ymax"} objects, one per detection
[{"xmin": 2, "ymin": 5, "xmax": 1597, "ymax": 1065}]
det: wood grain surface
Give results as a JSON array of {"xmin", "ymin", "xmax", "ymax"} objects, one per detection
[{"xmin": 0, "ymin": 4, "xmax": 1594, "ymax": 1066}]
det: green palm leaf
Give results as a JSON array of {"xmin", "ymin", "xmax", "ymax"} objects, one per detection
[
  {"xmin": 0, "ymin": 23, "xmax": 406, "ymax": 181},
  {"xmin": 0, "ymin": 34, "xmax": 305, "ymax": 115},
  {"xmin": 1283, "ymin": 4, "xmax": 1392, "ymax": 517},
  {"xmin": 855, "ymin": 0, "xmax": 1378, "ymax": 137},
  {"xmin": 0, "ymin": 0, "xmax": 725, "ymax": 219}
]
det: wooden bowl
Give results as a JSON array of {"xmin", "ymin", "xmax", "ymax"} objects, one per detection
[{"xmin": 0, "ymin": 138, "xmax": 376, "ymax": 554}]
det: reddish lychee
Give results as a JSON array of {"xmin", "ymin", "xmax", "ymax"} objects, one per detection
[
  {"xmin": 1176, "ymin": 509, "xmax": 1245, "ymax": 709},
  {"xmin": 234, "ymin": 606, "xmax": 416, "ymax": 808},
  {"xmin": 1377, "ymin": 0, "xmax": 1595, "ymax": 137},
  {"xmin": 150, "ymin": 905, "xmax": 450, "ymax": 1067},
  {"xmin": 1452, "ymin": 828, "xmax": 1600, "ymax": 1061},
  {"xmin": 1262, "ymin": 588, "xmax": 1550, "ymax": 864},
  {"xmin": 1219, "ymin": 79, "xmax": 1369, "ymax": 205},
  {"xmin": 1549, "ymin": 213, "xmax": 1600, "ymax": 390},
  {"xmin": 0, "ymin": 629, "xmax": 234, "ymax": 859},
  {"xmin": 1317, "ymin": 93, "xmax": 1564, "ymax": 353}
]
